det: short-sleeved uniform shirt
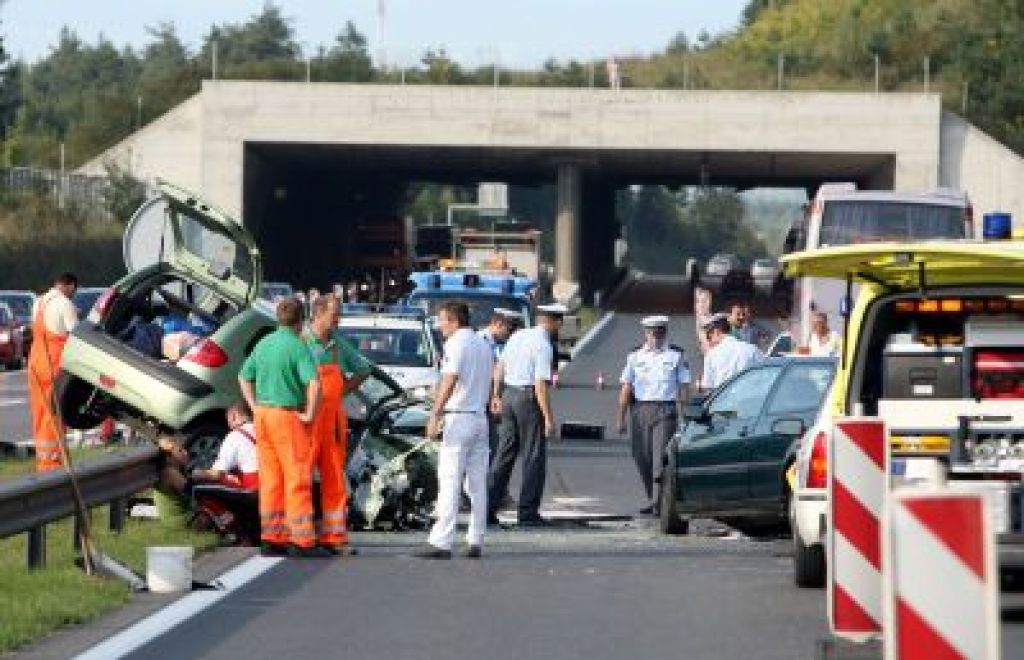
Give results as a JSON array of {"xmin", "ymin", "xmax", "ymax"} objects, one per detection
[
  {"xmin": 499, "ymin": 326, "xmax": 553, "ymax": 387},
  {"xmin": 477, "ymin": 327, "xmax": 506, "ymax": 360},
  {"xmin": 620, "ymin": 344, "xmax": 690, "ymax": 402},
  {"xmin": 211, "ymin": 422, "xmax": 259, "ymax": 474},
  {"xmin": 442, "ymin": 328, "xmax": 494, "ymax": 413},
  {"xmin": 701, "ymin": 334, "xmax": 762, "ymax": 390},
  {"xmin": 306, "ymin": 330, "xmax": 373, "ymax": 375},
  {"xmin": 240, "ymin": 327, "xmax": 318, "ymax": 407}
]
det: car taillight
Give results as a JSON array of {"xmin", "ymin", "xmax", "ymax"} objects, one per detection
[
  {"xmin": 90, "ymin": 288, "xmax": 118, "ymax": 322},
  {"xmin": 182, "ymin": 339, "xmax": 229, "ymax": 368},
  {"xmin": 806, "ymin": 431, "xmax": 829, "ymax": 489}
]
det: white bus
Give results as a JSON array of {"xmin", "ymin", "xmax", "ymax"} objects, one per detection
[{"xmin": 785, "ymin": 183, "xmax": 973, "ymax": 346}]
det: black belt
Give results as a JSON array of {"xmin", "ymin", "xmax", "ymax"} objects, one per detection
[
  {"xmin": 444, "ymin": 410, "xmax": 485, "ymax": 415},
  {"xmin": 505, "ymin": 385, "xmax": 535, "ymax": 392},
  {"xmin": 635, "ymin": 400, "xmax": 676, "ymax": 406}
]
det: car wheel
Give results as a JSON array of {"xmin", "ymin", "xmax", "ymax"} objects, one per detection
[
  {"xmin": 55, "ymin": 373, "xmax": 105, "ymax": 430},
  {"xmin": 659, "ymin": 467, "xmax": 689, "ymax": 535},
  {"xmin": 184, "ymin": 420, "xmax": 229, "ymax": 472},
  {"xmin": 791, "ymin": 497, "xmax": 826, "ymax": 588}
]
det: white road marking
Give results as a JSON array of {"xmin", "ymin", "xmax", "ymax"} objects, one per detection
[
  {"xmin": 571, "ymin": 312, "xmax": 615, "ymax": 359},
  {"xmin": 0, "ymin": 398, "xmax": 25, "ymax": 407},
  {"xmin": 73, "ymin": 556, "xmax": 283, "ymax": 660}
]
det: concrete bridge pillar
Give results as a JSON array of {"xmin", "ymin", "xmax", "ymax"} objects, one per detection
[{"xmin": 553, "ymin": 162, "xmax": 582, "ymax": 307}]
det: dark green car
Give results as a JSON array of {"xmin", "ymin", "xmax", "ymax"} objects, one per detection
[{"xmin": 659, "ymin": 357, "xmax": 835, "ymax": 536}]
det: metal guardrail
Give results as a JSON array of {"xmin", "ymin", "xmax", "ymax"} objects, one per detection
[{"xmin": 0, "ymin": 446, "xmax": 162, "ymax": 568}]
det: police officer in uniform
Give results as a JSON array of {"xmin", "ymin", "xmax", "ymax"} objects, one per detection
[
  {"xmin": 487, "ymin": 303, "xmax": 565, "ymax": 526},
  {"xmin": 477, "ymin": 309, "xmax": 520, "ymax": 458},
  {"xmin": 616, "ymin": 315, "xmax": 691, "ymax": 514}
]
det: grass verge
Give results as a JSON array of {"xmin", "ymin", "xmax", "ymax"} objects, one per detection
[
  {"xmin": 0, "ymin": 446, "xmax": 113, "ymax": 480},
  {"xmin": 0, "ymin": 495, "xmax": 218, "ymax": 652}
]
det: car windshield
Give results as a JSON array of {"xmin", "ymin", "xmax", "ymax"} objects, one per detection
[
  {"xmin": 339, "ymin": 326, "xmax": 432, "ymax": 368},
  {"xmin": 819, "ymin": 201, "xmax": 966, "ymax": 247},
  {"xmin": 260, "ymin": 283, "xmax": 292, "ymax": 300},
  {"xmin": 0, "ymin": 294, "xmax": 33, "ymax": 320},
  {"xmin": 408, "ymin": 292, "xmax": 531, "ymax": 329}
]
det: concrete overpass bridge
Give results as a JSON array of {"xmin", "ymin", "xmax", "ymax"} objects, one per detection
[{"xmin": 82, "ymin": 81, "xmax": 1024, "ymax": 299}]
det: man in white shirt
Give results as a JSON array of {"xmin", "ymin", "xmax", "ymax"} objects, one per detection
[
  {"xmin": 805, "ymin": 311, "xmax": 842, "ymax": 357},
  {"xmin": 701, "ymin": 314, "xmax": 762, "ymax": 391},
  {"xmin": 28, "ymin": 272, "xmax": 79, "ymax": 471},
  {"xmin": 192, "ymin": 403, "xmax": 259, "ymax": 489},
  {"xmin": 416, "ymin": 301, "xmax": 494, "ymax": 559},
  {"xmin": 487, "ymin": 303, "xmax": 565, "ymax": 527}
]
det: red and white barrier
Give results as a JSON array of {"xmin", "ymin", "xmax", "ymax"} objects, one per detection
[
  {"xmin": 828, "ymin": 418, "xmax": 888, "ymax": 640},
  {"xmin": 884, "ymin": 491, "xmax": 999, "ymax": 660}
]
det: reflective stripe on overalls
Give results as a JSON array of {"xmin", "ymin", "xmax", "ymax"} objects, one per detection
[
  {"xmin": 312, "ymin": 347, "xmax": 350, "ymax": 546},
  {"xmin": 28, "ymin": 293, "xmax": 67, "ymax": 472}
]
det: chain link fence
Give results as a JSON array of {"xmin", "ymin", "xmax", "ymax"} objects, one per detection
[{"xmin": 0, "ymin": 167, "xmax": 111, "ymax": 222}]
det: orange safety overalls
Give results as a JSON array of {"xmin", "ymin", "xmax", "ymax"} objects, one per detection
[
  {"xmin": 255, "ymin": 406, "xmax": 316, "ymax": 548},
  {"xmin": 27, "ymin": 292, "xmax": 68, "ymax": 472},
  {"xmin": 311, "ymin": 345, "xmax": 350, "ymax": 548}
]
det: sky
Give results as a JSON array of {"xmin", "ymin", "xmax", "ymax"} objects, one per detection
[{"xmin": 2, "ymin": 0, "xmax": 748, "ymax": 68}]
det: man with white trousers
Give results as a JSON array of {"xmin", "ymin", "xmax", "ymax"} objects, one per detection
[{"xmin": 416, "ymin": 301, "xmax": 494, "ymax": 559}]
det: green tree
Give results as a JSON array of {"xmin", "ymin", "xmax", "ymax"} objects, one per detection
[
  {"xmin": 319, "ymin": 21, "xmax": 373, "ymax": 82},
  {"xmin": 199, "ymin": 2, "xmax": 301, "ymax": 80}
]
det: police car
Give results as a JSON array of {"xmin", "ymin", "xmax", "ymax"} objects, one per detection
[
  {"xmin": 338, "ymin": 304, "xmax": 440, "ymax": 399},
  {"xmin": 405, "ymin": 269, "xmax": 535, "ymax": 330}
]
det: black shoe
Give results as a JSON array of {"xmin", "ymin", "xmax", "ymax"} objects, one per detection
[
  {"xmin": 462, "ymin": 545, "xmax": 483, "ymax": 559},
  {"xmin": 260, "ymin": 542, "xmax": 288, "ymax": 557},
  {"xmin": 638, "ymin": 504, "xmax": 655, "ymax": 515},
  {"xmin": 321, "ymin": 544, "xmax": 359, "ymax": 557},
  {"xmin": 287, "ymin": 544, "xmax": 334, "ymax": 559},
  {"xmin": 413, "ymin": 545, "xmax": 452, "ymax": 560},
  {"xmin": 517, "ymin": 515, "xmax": 548, "ymax": 528}
]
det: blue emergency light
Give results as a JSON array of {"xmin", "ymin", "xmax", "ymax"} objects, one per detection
[{"xmin": 409, "ymin": 271, "xmax": 536, "ymax": 297}]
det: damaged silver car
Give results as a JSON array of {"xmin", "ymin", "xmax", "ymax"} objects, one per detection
[{"xmin": 344, "ymin": 367, "xmax": 439, "ymax": 530}]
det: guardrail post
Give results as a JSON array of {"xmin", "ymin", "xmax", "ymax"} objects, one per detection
[
  {"xmin": 109, "ymin": 497, "xmax": 125, "ymax": 533},
  {"xmin": 27, "ymin": 525, "xmax": 46, "ymax": 569}
]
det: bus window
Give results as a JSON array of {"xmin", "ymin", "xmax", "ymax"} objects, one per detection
[{"xmin": 818, "ymin": 201, "xmax": 967, "ymax": 247}]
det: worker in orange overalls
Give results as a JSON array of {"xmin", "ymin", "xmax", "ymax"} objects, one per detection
[
  {"xmin": 238, "ymin": 297, "xmax": 325, "ymax": 558},
  {"xmin": 28, "ymin": 272, "xmax": 79, "ymax": 471},
  {"xmin": 305, "ymin": 294, "xmax": 371, "ymax": 555}
]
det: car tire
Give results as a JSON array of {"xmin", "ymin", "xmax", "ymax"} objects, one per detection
[
  {"xmin": 55, "ymin": 373, "xmax": 105, "ymax": 430},
  {"xmin": 791, "ymin": 498, "xmax": 826, "ymax": 588},
  {"xmin": 184, "ymin": 420, "xmax": 229, "ymax": 472},
  {"xmin": 659, "ymin": 467, "xmax": 689, "ymax": 535}
]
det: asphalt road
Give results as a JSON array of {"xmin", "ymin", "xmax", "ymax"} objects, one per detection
[
  {"xmin": 0, "ymin": 368, "xmax": 30, "ymax": 443},
  {"xmin": 119, "ymin": 311, "xmax": 842, "ymax": 660}
]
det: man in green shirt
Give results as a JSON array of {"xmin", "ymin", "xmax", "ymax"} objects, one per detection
[
  {"xmin": 303, "ymin": 294, "xmax": 372, "ymax": 554},
  {"xmin": 239, "ymin": 297, "xmax": 324, "ymax": 558}
]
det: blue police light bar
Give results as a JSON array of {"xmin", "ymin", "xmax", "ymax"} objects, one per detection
[
  {"xmin": 342, "ymin": 302, "xmax": 426, "ymax": 319},
  {"xmin": 409, "ymin": 271, "xmax": 536, "ymax": 296}
]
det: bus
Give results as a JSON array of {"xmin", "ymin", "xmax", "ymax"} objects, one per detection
[{"xmin": 784, "ymin": 183, "xmax": 973, "ymax": 346}]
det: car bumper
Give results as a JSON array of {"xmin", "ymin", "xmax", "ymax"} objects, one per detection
[{"xmin": 792, "ymin": 488, "xmax": 827, "ymax": 547}]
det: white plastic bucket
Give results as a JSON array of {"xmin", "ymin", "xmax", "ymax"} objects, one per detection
[{"xmin": 146, "ymin": 546, "xmax": 193, "ymax": 593}]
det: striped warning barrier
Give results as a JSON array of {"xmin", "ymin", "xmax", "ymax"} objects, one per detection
[
  {"xmin": 884, "ymin": 490, "xmax": 1000, "ymax": 660},
  {"xmin": 828, "ymin": 418, "xmax": 888, "ymax": 641}
]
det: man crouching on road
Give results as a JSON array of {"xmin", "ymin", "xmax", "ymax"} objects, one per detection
[
  {"xmin": 239, "ymin": 297, "xmax": 326, "ymax": 558},
  {"xmin": 415, "ymin": 301, "xmax": 494, "ymax": 559}
]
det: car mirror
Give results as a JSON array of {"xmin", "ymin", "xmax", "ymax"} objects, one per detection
[{"xmin": 771, "ymin": 418, "xmax": 805, "ymax": 437}]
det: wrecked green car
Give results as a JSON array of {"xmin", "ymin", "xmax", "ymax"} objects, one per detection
[{"xmin": 343, "ymin": 367, "xmax": 439, "ymax": 530}]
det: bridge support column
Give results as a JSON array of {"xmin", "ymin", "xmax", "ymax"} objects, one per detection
[{"xmin": 554, "ymin": 163, "xmax": 582, "ymax": 307}]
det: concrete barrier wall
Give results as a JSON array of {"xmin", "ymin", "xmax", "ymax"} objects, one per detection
[{"xmin": 940, "ymin": 111, "xmax": 1024, "ymax": 231}]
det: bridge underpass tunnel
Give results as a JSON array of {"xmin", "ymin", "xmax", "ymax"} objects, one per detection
[{"xmin": 241, "ymin": 143, "xmax": 626, "ymax": 299}]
